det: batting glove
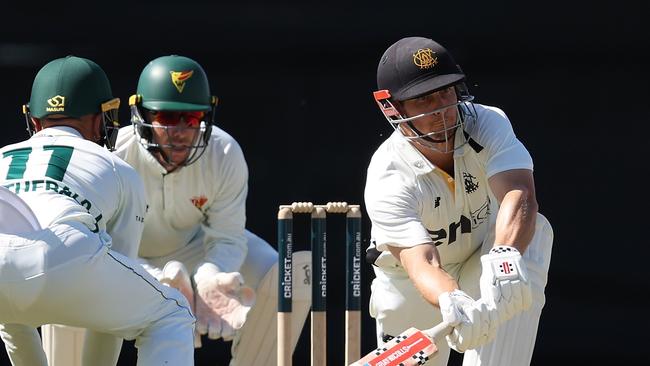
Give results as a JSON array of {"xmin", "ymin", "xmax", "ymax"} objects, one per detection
[
  {"xmin": 480, "ymin": 246, "xmax": 532, "ymax": 324},
  {"xmin": 439, "ymin": 290, "xmax": 497, "ymax": 352}
]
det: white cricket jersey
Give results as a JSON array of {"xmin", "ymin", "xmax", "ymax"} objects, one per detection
[
  {"xmin": 364, "ymin": 103, "xmax": 533, "ymax": 273},
  {"xmin": 0, "ymin": 126, "xmax": 147, "ymax": 258},
  {"xmin": 113, "ymin": 125, "xmax": 248, "ymax": 273}
]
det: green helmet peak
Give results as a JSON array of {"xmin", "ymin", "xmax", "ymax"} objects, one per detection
[
  {"xmin": 29, "ymin": 55, "xmax": 114, "ymax": 118},
  {"xmin": 136, "ymin": 55, "xmax": 212, "ymax": 111}
]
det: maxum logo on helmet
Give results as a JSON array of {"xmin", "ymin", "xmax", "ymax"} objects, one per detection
[
  {"xmin": 46, "ymin": 95, "xmax": 65, "ymax": 112},
  {"xmin": 413, "ymin": 48, "xmax": 438, "ymax": 69},
  {"xmin": 170, "ymin": 70, "xmax": 194, "ymax": 93}
]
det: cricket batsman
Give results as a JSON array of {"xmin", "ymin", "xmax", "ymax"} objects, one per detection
[{"xmin": 364, "ymin": 36, "xmax": 554, "ymax": 365}]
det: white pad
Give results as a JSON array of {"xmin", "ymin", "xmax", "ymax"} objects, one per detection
[
  {"xmin": 81, "ymin": 330, "xmax": 123, "ymax": 366},
  {"xmin": 462, "ymin": 213, "xmax": 554, "ymax": 366},
  {"xmin": 230, "ymin": 250, "xmax": 312, "ymax": 366},
  {"xmin": 41, "ymin": 324, "xmax": 85, "ymax": 366}
]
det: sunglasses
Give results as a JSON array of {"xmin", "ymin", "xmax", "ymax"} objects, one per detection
[{"xmin": 149, "ymin": 111, "xmax": 205, "ymax": 127}]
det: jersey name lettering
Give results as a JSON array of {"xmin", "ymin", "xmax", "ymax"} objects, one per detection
[{"xmin": 1, "ymin": 145, "xmax": 103, "ymax": 232}]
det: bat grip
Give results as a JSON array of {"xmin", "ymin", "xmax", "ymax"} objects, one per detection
[{"xmin": 423, "ymin": 322, "xmax": 453, "ymax": 341}]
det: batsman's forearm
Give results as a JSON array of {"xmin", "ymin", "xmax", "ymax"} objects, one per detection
[
  {"xmin": 409, "ymin": 263, "xmax": 458, "ymax": 307},
  {"xmin": 392, "ymin": 243, "xmax": 458, "ymax": 307},
  {"xmin": 494, "ymin": 189, "xmax": 537, "ymax": 253}
]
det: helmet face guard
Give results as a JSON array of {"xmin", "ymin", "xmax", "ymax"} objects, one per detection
[
  {"xmin": 373, "ymin": 83, "xmax": 478, "ymax": 153},
  {"xmin": 129, "ymin": 96, "xmax": 214, "ymax": 167},
  {"xmin": 100, "ymin": 98, "xmax": 120, "ymax": 151}
]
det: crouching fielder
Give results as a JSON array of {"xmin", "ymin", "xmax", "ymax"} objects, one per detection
[{"xmin": 364, "ymin": 36, "xmax": 554, "ymax": 365}]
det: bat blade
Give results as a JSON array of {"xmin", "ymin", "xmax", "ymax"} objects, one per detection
[{"xmin": 349, "ymin": 323, "xmax": 450, "ymax": 366}]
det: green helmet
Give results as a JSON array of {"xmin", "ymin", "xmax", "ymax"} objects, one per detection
[
  {"xmin": 136, "ymin": 55, "xmax": 213, "ymax": 111},
  {"xmin": 29, "ymin": 55, "xmax": 114, "ymax": 118},
  {"xmin": 130, "ymin": 55, "xmax": 217, "ymax": 167},
  {"xmin": 24, "ymin": 55, "xmax": 120, "ymax": 150}
]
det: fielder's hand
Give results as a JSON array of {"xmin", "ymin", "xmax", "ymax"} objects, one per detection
[
  {"xmin": 158, "ymin": 261, "xmax": 202, "ymax": 347},
  {"xmin": 194, "ymin": 271, "xmax": 256, "ymax": 341},
  {"xmin": 159, "ymin": 261, "xmax": 195, "ymax": 310},
  {"xmin": 480, "ymin": 246, "xmax": 532, "ymax": 323},
  {"xmin": 438, "ymin": 290, "xmax": 497, "ymax": 352}
]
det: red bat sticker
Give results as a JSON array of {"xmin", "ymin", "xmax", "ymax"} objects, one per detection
[{"xmin": 350, "ymin": 323, "xmax": 451, "ymax": 366}]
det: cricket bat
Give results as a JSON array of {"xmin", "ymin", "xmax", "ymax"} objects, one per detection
[{"xmin": 349, "ymin": 322, "xmax": 451, "ymax": 366}]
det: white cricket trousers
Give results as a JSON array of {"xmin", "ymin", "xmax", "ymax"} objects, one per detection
[
  {"xmin": 369, "ymin": 213, "xmax": 554, "ymax": 366},
  {"xmin": 0, "ymin": 221, "xmax": 196, "ymax": 366}
]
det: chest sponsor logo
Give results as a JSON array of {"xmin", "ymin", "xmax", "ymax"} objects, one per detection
[
  {"xmin": 427, "ymin": 215, "xmax": 471, "ymax": 246},
  {"xmin": 190, "ymin": 195, "xmax": 208, "ymax": 209},
  {"xmin": 434, "ymin": 196, "xmax": 441, "ymax": 208},
  {"xmin": 427, "ymin": 197, "xmax": 490, "ymax": 246}
]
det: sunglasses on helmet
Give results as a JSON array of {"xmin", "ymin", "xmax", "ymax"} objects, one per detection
[{"xmin": 149, "ymin": 111, "xmax": 205, "ymax": 127}]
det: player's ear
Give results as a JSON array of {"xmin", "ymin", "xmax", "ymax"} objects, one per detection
[
  {"xmin": 89, "ymin": 113, "xmax": 104, "ymax": 142},
  {"xmin": 392, "ymin": 100, "xmax": 405, "ymax": 114},
  {"xmin": 93, "ymin": 112, "xmax": 103, "ymax": 129},
  {"xmin": 30, "ymin": 117, "xmax": 43, "ymax": 132}
]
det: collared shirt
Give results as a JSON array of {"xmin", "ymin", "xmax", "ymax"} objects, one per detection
[
  {"xmin": 364, "ymin": 103, "xmax": 533, "ymax": 273},
  {"xmin": 0, "ymin": 126, "xmax": 147, "ymax": 258},
  {"xmin": 113, "ymin": 125, "xmax": 248, "ymax": 273}
]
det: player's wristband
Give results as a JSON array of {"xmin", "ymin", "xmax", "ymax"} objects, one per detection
[{"xmin": 489, "ymin": 245, "xmax": 519, "ymax": 254}]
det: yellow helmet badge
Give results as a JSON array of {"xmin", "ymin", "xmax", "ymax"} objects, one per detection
[
  {"xmin": 46, "ymin": 95, "xmax": 66, "ymax": 112},
  {"xmin": 412, "ymin": 48, "xmax": 438, "ymax": 70},
  {"xmin": 170, "ymin": 70, "xmax": 194, "ymax": 93}
]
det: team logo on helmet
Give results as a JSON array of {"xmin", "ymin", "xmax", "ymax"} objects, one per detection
[
  {"xmin": 413, "ymin": 48, "xmax": 437, "ymax": 69},
  {"xmin": 46, "ymin": 95, "xmax": 66, "ymax": 112},
  {"xmin": 170, "ymin": 70, "xmax": 194, "ymax": 93}
]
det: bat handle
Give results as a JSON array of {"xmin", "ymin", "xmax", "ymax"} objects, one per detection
[{"xmin": 423, "ymin": 322, "xmax": 453, "ymax": 341}]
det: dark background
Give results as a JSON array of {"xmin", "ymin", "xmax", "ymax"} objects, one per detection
[{"xmin": 2, "ymin": 0, "xmax": 649, "ymax": 365}]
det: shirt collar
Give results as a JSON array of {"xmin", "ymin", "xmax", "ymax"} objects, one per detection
[
  {"xmin": 33, "ymin": 125, "xmax": 84, "ymax": 139},
  {"xmin": 390, "ymin": 128, "xmax": 468, "ymax": 177}
]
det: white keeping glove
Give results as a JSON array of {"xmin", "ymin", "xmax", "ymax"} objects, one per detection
[
  {"xmin": 158, "ymin": 261, "xmax": 202, "ymax": 348},
  {"xmin": 479, "ymin": 246, "xmax": 532, "ymax": 324},
  {"xmin": 159, "ymin": 261, "xmax": 195, "ymax": 310},
  {"xmin": 439, "ymin": 290, "xmax": 497, "ymax": 352},
  {"xmin": 194, "ymin": 271, "xmax": 256, "ymax": 341}
]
